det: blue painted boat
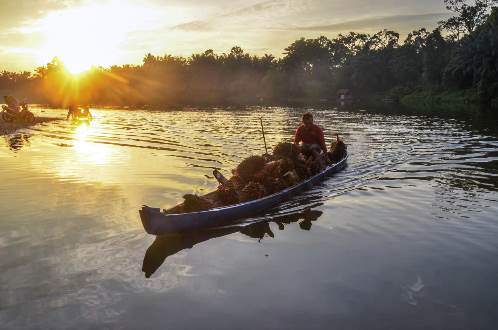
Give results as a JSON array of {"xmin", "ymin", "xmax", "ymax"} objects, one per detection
[{"xmin": 139, "ymin": 152, "xmax": 348, "ymax": 235}]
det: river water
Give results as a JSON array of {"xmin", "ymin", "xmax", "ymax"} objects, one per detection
[{"xmin": 0, "ymin": 107, "xmax": 497, "ymax": 329}]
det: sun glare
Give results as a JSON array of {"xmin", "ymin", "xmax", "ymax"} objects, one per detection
[
  {"xmin": 74, "ymin": 122, "xmax": 111, "ymax": 165},
  {"xmin": 36, "ymin": 1, "xmax": 160, "ymax": 73}
]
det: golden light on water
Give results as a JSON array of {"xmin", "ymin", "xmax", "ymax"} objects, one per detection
[
  {"xmin": 25, "ymin": 117, "xmax": 125, "ymax": 184},
  {"xmin": 73, "ymin": 122, "xmax": 111, "ymax": 165}
]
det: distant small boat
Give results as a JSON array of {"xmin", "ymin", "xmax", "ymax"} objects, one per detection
[
  {"xmin": 139, "ymin": 152, "xmax": 348, "ymax": 235},
  {"xmin": 72, "ymin": 115, "xmax": 92, "ymax": 123}
]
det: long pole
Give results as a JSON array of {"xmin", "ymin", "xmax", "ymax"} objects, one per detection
[{"xmin": 260, "ymin": 117, "xmax": 268, "ymax": 155}]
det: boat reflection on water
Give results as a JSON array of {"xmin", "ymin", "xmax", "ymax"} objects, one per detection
[
  {"xmin": 142, "ymin": 208, "xmax": 323, "ymax": 278},
  {"xmin": 5, "ymin": 133, "xmax": 31, "ymax": 152}
]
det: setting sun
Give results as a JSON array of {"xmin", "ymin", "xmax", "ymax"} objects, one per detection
[{"xmin": 36, "ymin": 1, "xmax": 160, "ymax": 73}]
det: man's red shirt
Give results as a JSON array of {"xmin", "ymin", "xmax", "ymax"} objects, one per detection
[{"xmin": 294, "ymin": 123, "xmax": 325, "ymax": 147}]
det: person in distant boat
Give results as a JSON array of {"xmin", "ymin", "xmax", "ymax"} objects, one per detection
[
  {"xmin": 81, "ymin": 106, "xmax": 92, "ymax": 120},
  {"xmin": 3, "ymin": 95, "xmax": 21, "ymax": 113},
  {"xmin": 66, "ymin": 104, "xmax": 78, "ymax": 120},
  {"xmin": 294, "ymin": 112, "xmax": 327, "ymax": 156}
]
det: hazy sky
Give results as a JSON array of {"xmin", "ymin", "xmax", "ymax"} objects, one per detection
[{"xmin": 0, "ymin": 0, "xmax": 451, "ymax": 72}]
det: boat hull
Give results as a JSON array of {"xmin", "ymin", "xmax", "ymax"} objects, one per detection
[{"xmin": 139, "ymin": 153, "xmax": 348, "ymax": 235}]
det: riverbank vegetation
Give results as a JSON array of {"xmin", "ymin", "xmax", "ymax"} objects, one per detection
[{"xmin": 1, "ymin": 0, "xmax": 497, "ymax": 115}]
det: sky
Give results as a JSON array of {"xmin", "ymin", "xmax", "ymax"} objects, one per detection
[{"xmin": 0, "ymin": 0, "xmax": 451, "ymax": 72}]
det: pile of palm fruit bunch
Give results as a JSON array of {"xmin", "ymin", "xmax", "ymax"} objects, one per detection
[
  {"xmin": 180, "ymin": 138, "xmax": 346, "ymax": 212},
  {"xmin": 217, "ymin": 142, "xmax": 316, "ymax": 204}
]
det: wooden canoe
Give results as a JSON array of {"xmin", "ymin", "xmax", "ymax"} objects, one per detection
[{"xmin": 139, "ymin": 152, "xmax": 348, "ymax": 235}]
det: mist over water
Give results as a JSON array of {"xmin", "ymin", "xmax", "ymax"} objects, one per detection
[{"xmin": 0, "ymin": 107, "xmax": 497, "ymax": 329}]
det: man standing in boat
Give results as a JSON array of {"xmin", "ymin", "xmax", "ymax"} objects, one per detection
[{"xmin": 294, "ymin": 112, "xmax": 327, "ymax": 156}]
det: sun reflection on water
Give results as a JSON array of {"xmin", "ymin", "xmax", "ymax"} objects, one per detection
[
  {"xmin": 73, "ymin": 122, "xmax": 111, "ymax": 166},
  {"xmin": 39, "ymin": 119, "xmax": 127, "ymax": 184}
]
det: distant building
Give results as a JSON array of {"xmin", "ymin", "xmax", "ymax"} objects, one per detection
[{"xmin": 337, "ymin": 89, "xmax": 353, "ymax": 106}]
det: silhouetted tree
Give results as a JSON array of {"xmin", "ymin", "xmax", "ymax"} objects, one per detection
[{"xmin": 439, "ymin": 0, "xmax": 498, "ymax": 38}]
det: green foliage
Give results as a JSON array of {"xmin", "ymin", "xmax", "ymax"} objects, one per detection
[
  {"xmin": 401, "ymin": 89, "xmax": 480, "ymax": 114},
  {"xmin": 443, "ymin": 7, "xmax": 498, "ymax": 107}
]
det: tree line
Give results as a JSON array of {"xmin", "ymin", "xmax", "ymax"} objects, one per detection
[{"xmin": 1, "ymin": 0, "xmax": 497, "ymax": 110}]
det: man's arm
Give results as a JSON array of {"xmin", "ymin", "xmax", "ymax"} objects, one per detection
[{"xmin": 294, "ymin": 126, "xmax": 302, "ymax": 145}]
